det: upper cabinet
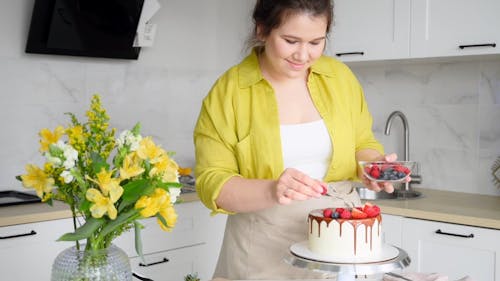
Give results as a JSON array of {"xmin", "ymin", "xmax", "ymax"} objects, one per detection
[
  {"xmin": 328, "ymin": 0, "xmax": 500, "ymax": 62},
  {"xmin": 410, "ymin": 0, "xmax": 500, "ymax": 58},
  {"xmin": 327, "ymin": 0, "xmax": 411, "ymax": 62}
]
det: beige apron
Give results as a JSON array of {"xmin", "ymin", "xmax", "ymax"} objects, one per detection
[{"xmin": 213, "ymin": 181, "xmax": 362, "ymax": 280}]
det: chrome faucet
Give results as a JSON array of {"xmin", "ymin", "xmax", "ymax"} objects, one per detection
[
  {"xmin": 384, "ymin": 111, "xmax": 409, "ymax": 162},
  {"xmin": 384, "ymin": 111, "xmax": 421, "ymax": 193}
]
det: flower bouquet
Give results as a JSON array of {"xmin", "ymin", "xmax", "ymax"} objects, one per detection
[{"xmin": 17, "ymin": 94, "xmax": 181, "ymax": 260}]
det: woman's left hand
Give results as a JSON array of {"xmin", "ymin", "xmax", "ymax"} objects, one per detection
[{"xmin": 360, "ymin": 153, "xmax": 410, "ymax": 193}]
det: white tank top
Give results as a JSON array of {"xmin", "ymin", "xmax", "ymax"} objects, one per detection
[{"xmin": 279, "ymin": 119, "xmax": 332, "ymax": 180}]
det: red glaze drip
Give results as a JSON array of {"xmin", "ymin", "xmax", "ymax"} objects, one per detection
[{"xmin": 308, "ymin": 209, "xmax": 382, "ymax": 256}]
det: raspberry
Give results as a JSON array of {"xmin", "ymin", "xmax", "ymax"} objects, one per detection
[
  {"xmin": 323, "ymin": 208, "xmax": 333, "ymax": 218},
  {"xmin": 369, "ymin": 168, "xmax": 380, "ymax": 179},
  {"xmin": 335, "ymin": 208, "xmax": 345, "ymax": 213},
  {"xmin": 340, "ymin": 209, "xmax": 351, "ymax": 219}
]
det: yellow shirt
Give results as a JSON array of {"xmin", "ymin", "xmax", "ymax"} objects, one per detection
[{"xmin": 194, "ymin": 50, "xmax": 383, "ymax": 214}]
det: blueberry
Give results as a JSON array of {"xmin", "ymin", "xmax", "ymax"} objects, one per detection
[{"xmin": 332, "ymin": 212, "xmax": 340, "ymax": 219}]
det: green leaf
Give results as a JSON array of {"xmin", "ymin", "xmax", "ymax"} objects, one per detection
[
  {"xmin": 131, "ymin": 123, "xmax": 141, "ymax": 135},
  {"xmin": 15, "ymin": 175, "xmax": 22, "ymax": 182},
  {"xmin": 134, "ymin": 221, "xmax": 146, "ymax": 264},
  {"xmin": 90, "ymin": 152, "xmax": 109, "ymax": 174},
  {"xmin": 121, "ymin": 179, "xmax": 153, "ymax": 205},
  {"xmin": 156, "ymin": 181, "xmax": 182, "ymax": 190},
  {"xmin": 57, "ymin": 218, "xmax": 105, "ymax": 241},
  {"xmin": 99, "ymin": 208, "xmax": 139, "ymax": 238}
]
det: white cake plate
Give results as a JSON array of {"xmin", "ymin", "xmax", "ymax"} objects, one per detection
[{"xmin": 285, "ymin": 242, "xmax": 411, "ymax": 281}]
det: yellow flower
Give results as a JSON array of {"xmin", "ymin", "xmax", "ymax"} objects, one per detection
[
  {"xmin": 20, "ymin": 164, "xmax": 55, "ymax": 199},
  {"xmin": 39, "ymin": 126, "xmax": 65, "ymax": 152},
  {"xmin": 88, "ymin": 168, "xmax": 123, "ymax": 203},
  {"xmin": 67, "ymin": 125, "xmax": 85, "ymax": 149},
  {"xmin": 86, "ymin": 188, "xmax": 118, "ymax": 219},
  {"xmin": 134, "ymin": 188, "xmax": 170, "ymax": 218},
  {"xmin": 136, "ymin": 137, "xmax": 163, "ymax": 163},
  {"xmin": 150, "ymin": 154, "xmax": 179, "ymax": 182},
  {"xmin": 158, "ymin": 205, "xmax": 177, "ymax": 232},
  {"xmin": 120, "ymin": 153, "xmax": 145, "ymax": 180}
]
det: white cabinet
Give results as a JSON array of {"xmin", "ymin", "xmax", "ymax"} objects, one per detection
[
  {"xmin": 130, "ymin": 243, "xmax": 205, "ymax": 281},
  {"xmin": 114, "ymin": 201, "xmax": 227, "ymax": 281},
  {"xmin": 0, "ymin": 201, "xmax": 227, "ymax": 281},
  {"xmin": 0, "ymin": 218, "xmax": 75, "ymax": 280},
  {"xmin": 401, "ymin": 217, "xmax": 500, "ymax": 281},
  {"xmin": 327, "ymin": 0, "xmax": 411, "ymax": 62},
  {"xmin": 410, "ymin": 0, "xmax": 500, "ymax": 58},
  {"xmin": 329, "ymin": 0, "xmax": 500, "ymax": 62},
  {"xmin": 381, "ymin": 214, "xmax": 403, "ymax": 248}
]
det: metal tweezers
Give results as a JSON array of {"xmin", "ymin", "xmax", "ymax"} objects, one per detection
[{"xmin": 385, "ymin": 272, "xmax": 413, "ymax": 281}]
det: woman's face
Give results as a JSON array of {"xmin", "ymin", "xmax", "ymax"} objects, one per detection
[{"xmin": 259, "ymin": 12, "xmax": 327, "ymax": 80}]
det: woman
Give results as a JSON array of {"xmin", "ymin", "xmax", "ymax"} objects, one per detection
[{"xmin": 194, "ymin": 0, "xmax": 399, "ymax": 279}]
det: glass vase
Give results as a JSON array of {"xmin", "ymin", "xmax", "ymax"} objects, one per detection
[{"xmin": 51, "ymin": 244, "xmax": 132, "ymax": 281}]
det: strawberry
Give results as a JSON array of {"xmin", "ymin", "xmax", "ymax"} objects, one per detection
[
  {"xmin": 351, "ymin": 208, "xmax": 368, "ymax": 219},
  {"xmin": 323, "ymin": 208, "xmax": 333, "ymax": 218},
  {"xmin": 362, "ymin": 202, "xmax": 381, "ymax": 217},
  {"xmin": 340, "ymin": 209, "xmax": 352, "ymax": 219},
  {"xmin": 335, "ymin": 208, "xmax": 345, "ymax": 213}
]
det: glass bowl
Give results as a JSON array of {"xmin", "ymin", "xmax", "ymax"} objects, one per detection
[{"xmin": 359, "ymin": 161, "xmax": 416, "ymax": 183}]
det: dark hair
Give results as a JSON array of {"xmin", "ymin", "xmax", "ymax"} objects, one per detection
[{"xmin": 246, "ymin": 0, "xmax": 333, "ymax": 50}]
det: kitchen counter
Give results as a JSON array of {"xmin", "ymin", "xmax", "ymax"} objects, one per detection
[
  {"xmin": 0, "ymin": 192, "xmax": 199, "ymax": 227},
  {"xmin": 372, "ymin": 188, "xmax": 500, "ymax": 230},
  {"xmin": 1, "ymin": 188, "xmax": 499, "ymax": 230}
]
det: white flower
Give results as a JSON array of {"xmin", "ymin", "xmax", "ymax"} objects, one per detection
[
  {"xmin": 117, "ymin": 130, "xmax": 142, "ymax": 151},
  {"xmin": 61, "ymin": 170, "xmax": 74, "ymax": 183},
  {"xmin": 45, "ymin": 154, "xmax": 62, "ymax": 166},
  {"xmin": 169, "ymin": 187, "xmax": 181, "ymax": 204},
  {"xmin": 62, "ymin": 146, "xmax": 78, "ymax": 169}
]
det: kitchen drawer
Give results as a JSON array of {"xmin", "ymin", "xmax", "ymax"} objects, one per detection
[
  {"xmin": 130, "ymin": 243, "xmax": 206, "ymax": 281},
  {"xmin": 0, "ymin": 218, "xmax": 76, "ymax": 280},
  {"xmin": 401, "ymin": 217, "xmax": 500, "ymax": 281},
  {"xmin": 0, "ymin": 217, "xmax": 74, "ymax": 249}
]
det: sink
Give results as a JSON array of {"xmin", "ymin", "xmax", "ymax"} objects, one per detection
[{"xmin": 356, "ymin": 186, "xmax": 423, "ymax": 200}]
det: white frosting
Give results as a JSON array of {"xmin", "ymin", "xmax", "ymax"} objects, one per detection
[{"xmin": 308, "ymin": 211, "xmax": 382, "ymax": 259}]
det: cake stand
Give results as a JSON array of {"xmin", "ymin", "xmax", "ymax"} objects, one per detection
[{"xmin": 285, "ymin": 242, "xmax": 411, "ymax": 281}]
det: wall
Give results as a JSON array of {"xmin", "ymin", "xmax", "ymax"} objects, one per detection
[{"xmin": 1, "ymin": 0, "xmax": 499, "ymax": 196}]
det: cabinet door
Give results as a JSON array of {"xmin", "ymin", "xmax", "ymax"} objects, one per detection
[
  {"xmin": 381, "ymin": 214, "xmax": 402, "ymax": 247},
  {"xmin": 0, "ymin": 218, "xmax": 75, "ymax": 280},
  {"xmin": 411, "ymin": 0, "xmax": 500, "ymax": 58},
  {"xmin": 401, "ymin": 217, "xmax": 499, "ymax": 281},
  {"xmin": 327, "ymin": 0, "xmax": 410, "ymax": 62}
]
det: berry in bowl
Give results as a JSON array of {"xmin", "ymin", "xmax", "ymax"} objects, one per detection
[{"xmin": 359, "ymin": 161, "xmax": 415, "ymax": 183}]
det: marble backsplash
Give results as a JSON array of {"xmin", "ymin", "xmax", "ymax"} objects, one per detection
[{"xmin": 0, "ymin": 0, "xmax": 498, "ymax": 196}]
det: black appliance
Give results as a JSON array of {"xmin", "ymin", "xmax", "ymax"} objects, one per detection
[{"xmin": 25, "ymin": 0, "xmax": 145, "ymax": 60}]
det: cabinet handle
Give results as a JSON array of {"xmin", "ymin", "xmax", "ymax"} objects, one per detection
[
  {"xmin": 335, "ymin": 51, "xmax": 365, "ymax": 57},
  {"xmin": 132, "ymin": 272, "xmax": 154, "ymax": 281},
  {"xmin": 139, "ymin": 257, "xmax": 169, "ymax": 267},
  {"xmin": 459, "ymin": 43, "xmax": 496, "ymax": 49},
  {"xmin": 435, "ymin": 229, "xmax": 474, "ymax": 238},
  {"xmin": 0, "ymin": 230, "xmax": 37, "ymax": 239}
]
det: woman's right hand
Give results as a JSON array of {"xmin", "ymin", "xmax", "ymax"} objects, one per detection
[{"xmin": 276, "ymin": 168, "xmax": 325, "ymax": 205}]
